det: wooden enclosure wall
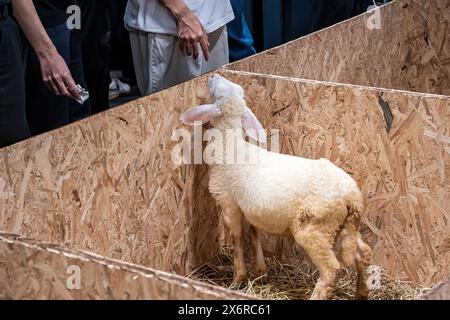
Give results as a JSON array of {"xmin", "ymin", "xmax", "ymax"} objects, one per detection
[
  {"xmin": 227, "ymin": 0, "xmax": 450, "ymax": 96},
  {"xmin": 1, "ymin": 70, "xmax": 448, "ymax": 289},
  {"xmin": 0, "ymin": 233, "xmax": 250, "ymax": 300},
  {"xmin": 217, "ymin": 70, "xmax": 449, "ymax": 287},
  {"xmin": 0, "ymin": 75, "xmax": 219, "ymax": 276}
]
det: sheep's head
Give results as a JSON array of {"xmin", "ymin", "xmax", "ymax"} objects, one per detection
[{"xmin": 181, "ymin": 75, "xmax": 266, "ymax": 142}]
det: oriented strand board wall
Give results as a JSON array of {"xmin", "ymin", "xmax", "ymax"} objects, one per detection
[
  {"xmin": 227, "ymin": 0, "xmax": 450, "ymax": 96},
  {"xmin": 0, "ymin": 233, "xmax": 250, "ymax": 300},
  {"xmin": 218, "ymin": 70, "xmax": 450, "ymax": 287},
  {"xmin": 1, "ymin": 70, "xmax": 448, "ymax": 288},
  {"xmin": 0, "ymin": 75, "xmax": 218, "ymax": 276}
]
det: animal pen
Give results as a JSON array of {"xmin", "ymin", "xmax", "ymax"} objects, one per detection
[{"xmin": 0, "ymin": 0, "xmax": 448, "ymax": 299}]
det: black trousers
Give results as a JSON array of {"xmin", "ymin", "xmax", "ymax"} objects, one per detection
[
  {"xmin": 0, "ymin": 17, "xmax": 30, "ymax": 148},
  {"xmin": 80, "ymin": 0, "xmax": 111, "ymax": 114},
  {"xmin": 69, "ymin": 28, "xmax": 91, "ymax": 122},
  {"xmin": 110, "ymin": 0, "xmax": 135, "ymax": 82},
  {"xmin": 311, "ymin": 0, "xmax": 375, "ymax": 32}
]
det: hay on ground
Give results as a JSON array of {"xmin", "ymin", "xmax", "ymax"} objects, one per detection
[{"xmin": 188, "ymin": 249, "xmax": 430, "ymax": 300}]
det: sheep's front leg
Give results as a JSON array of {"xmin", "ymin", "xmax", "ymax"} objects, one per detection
[
  {"xmin": 223, "ymin": 207, "xmax": 247, "ymax": 284},
  {"xmin": 249, "ymin": 225, "xmax": 267, "ymax": 275}
]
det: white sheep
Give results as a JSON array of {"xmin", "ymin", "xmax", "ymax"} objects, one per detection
[{"xmin": 181, "ymin": 75, "xmax": 373, "ymax": 300}]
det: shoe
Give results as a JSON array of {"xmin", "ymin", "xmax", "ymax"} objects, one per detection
[{"xmin": 109, "ymin": 74, "xmax": 131, "ymax": 100}]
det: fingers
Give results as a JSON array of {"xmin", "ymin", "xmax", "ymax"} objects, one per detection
[
  {"xmin": 185, "ymin": 40, "xmax": 193, "ymax": 57},
  {"xmin": 199, "ymin": 34, "xmax": 210, "ymax": 61},
  {"xmin": 54, "ymin": 74, "xmax": 71, "ymax": 97},
  {"xmin": 63, "ymin": 73, "xmax": 80, "ymax": 99},
  {"xmin": 44, "ymin": 78, "xmax": 59, "ymax": 96},
  {"xmin": 179, "ymin": 34, "xmax": 209, "ymax": 60},
  {"xmin": 178, "ymin": 23, "xmax": 209, "ymax": 60},
  {"xmin": 39, "ymin": 52, "xmax": 80, "ymax": 99},
  {"xmin": 47, "ymin": 74, "xmax": 69, "ymax": 97},
  {"xmin": 192, "ymin": 40, "xmax": 199, "ymax": 60},
  {"xmin": 44, "ymin": 73, "xmax": 78, "ymax": 99},
  {"xmin": 179, "ymin": 37, "xmax": 185, "ymax": 52},
  {"xmin": 179, "ymin": 36, "xmax": 190, "ymax": 56}
]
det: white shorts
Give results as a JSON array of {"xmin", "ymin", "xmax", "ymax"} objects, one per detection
[{"xmin": 129, "ymin": 26, "xmax": 229, "ymax": 96}]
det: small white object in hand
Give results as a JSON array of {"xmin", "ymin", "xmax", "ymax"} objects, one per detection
[{"xmin": 75, "ymin": 84, "xmax": 89, "ymax": 105}]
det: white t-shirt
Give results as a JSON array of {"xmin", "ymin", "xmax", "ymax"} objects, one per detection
[{"xmin": 124, "ymin": 0, "xmax": 235, "ymax": 35}]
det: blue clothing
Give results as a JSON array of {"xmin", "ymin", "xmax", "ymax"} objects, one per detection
[{"xmin": 227, "ymin": 0, "xmax": 256, "ymax": 62}]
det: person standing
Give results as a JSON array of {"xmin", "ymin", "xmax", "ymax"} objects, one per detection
[
  {"xmin": 124, "ymin": 0, "xmax": 235, "ymax": 95},
  {"xmin": 0, "ymin": 0, "xmax": 78, "ymax": 147},
  {"xmin": 24, "ymin": 0, "xmax": 82, "ymax": 135}
]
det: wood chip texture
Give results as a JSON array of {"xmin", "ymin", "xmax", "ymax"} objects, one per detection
[{"xmin": 227, "ymin": 0, "xmax": 450, "ymax": 96}]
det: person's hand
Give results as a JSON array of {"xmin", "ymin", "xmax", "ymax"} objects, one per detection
[
  {"xmin": 176, "ymin": 9, "xmax": 210, "ymax": 60},
  {"xmin": 38, "ymin": 50, "xmax": 80, "ymax": 100}
]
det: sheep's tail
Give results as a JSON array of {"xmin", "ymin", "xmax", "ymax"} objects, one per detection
[{"xmin": 339, "ymin": 192, "xmax": 364, "ymax": 267}]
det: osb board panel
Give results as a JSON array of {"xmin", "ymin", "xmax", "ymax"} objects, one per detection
[
  {"xmin": 423, "ymin": 278, "xmax": 450, "ymax": 300},
  {"xmin": 217, "ymin": 70, "xmax": 450, "ymax": 287},
  {"xmin": 0, "ymin": 74, "xmax": 219, "ymax": 276},
  {"xmin": 227, "ymin": 0, "xmax": 450, "ymax": 96},
  {"xmin": 0, "ymin": 233, "xmax": 251, "ymax": 300},
  {"xmin": 1, "ymin": 70, "xmax": 448, "ymax": 288}
]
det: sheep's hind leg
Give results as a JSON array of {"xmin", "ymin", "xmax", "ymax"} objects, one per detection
[
  {"xmin": 223, "ymin": 206, "xmax": 247, "ymax": 285},
  {"xmin": 249, "ymin": 225, "xmax": 267, "ymax": 275},
  {"xmin": 291, "ymin": 225, "xmax": 340, "ymax": 300},
  {"xmin": 355, "ymin": 235, "xmax": 373, "ymax": 299}
]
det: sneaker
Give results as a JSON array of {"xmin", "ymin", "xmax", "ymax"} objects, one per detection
[{"xmin": 109, "ymin": 74, "xmax": 131, "ymax": 100}]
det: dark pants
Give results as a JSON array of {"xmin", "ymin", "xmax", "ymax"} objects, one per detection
[
  {"xmin": 311, "ymin": 0, "xmax": 376, "ymax": 32},
  {"xmin": 25, "ymin": 23, "xmax": 71, "ymax": 136},
  {"xmin": 69, "ymin": 29, "xmax": 91, "ymax": 122},
  {"xmin": 0, "ymin": 17, "xmax": 30, "ymax": 148},
  {"xmin": 80, "ymin": 0, "xmax": 111, "ymax": 114},
  {"xmin": 110, "ymin": 0, "xmax": 135, "ymax": 82}
]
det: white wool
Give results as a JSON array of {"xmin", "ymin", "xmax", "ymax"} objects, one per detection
[{"xmin": 202, "ymin": 76, "xmax": 361, "ymax": 235}]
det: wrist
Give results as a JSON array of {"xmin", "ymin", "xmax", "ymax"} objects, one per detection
[
  {"xmin": 35, "ymin": 44, "xmax": 58, "ymax": 61},
  {"xmin": 166, "ymin": 2, "xmax": 190, "ymax": 21}
]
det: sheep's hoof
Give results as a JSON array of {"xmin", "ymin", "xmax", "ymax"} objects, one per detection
[
  {"xmin": 309, "ymin": 293, "xmax": 326, "ymax": 300},
  {"xmin": 255, "ymin": 265, "xmax": 267, "ymax": 276},
  {"xmin": 232, "ymin": 274, "xmax": 247, "ymax": 285},
  {"xmin": 309, "ymin": 289, "xmax": 329, "ymax": 300},
  {"xmin": 355, "ymin": 291, "xmax": 370, "ymax": 300}
]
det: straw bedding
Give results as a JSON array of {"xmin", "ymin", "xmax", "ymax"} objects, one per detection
[{"xmin": 189, "ymin": 249, "xmax": 430, "ymax": 300}]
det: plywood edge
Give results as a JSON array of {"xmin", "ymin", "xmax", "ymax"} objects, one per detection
[
  {"xmin": 223, "ymin": 0, "xmax": 395, "ymax": 71},
  {"xmin": 0, "ymin": 232, "xmax": 252, "ymax": 300},
  {"xmin": 219, "ymin": 69, "xmax": 450, "ymax": 100}
]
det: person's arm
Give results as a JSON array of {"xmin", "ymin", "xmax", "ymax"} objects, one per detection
[
  {"xmin": 12, "ymin": 0, "xmax": 79, "ymax": 99},
  {"xmin": 159, "ymin": 0, "xmax": 210, "ymax": 60}
]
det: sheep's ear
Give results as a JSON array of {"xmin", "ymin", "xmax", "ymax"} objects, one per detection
[
  {"xmin": 180, "ymin": 104, "xmax": 222, "ymax": 125},
  {"xmin": 242, "ymin": 108, "xmax": 267, "ymax": 143}
]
